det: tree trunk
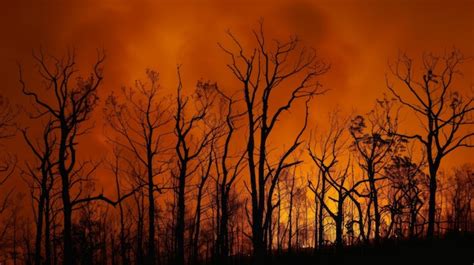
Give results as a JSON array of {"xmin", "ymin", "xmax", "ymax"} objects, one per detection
[
  {"xmin": 335, "ymin": 196, "xmax": 344, "ymax": 250},
  {"xmin": 192, "ymin": 171, "xmax": 208, "ymax": 265},
  {"xmin": 175, "ymin": 165, "xmax": 186, "ymax": 265},
  {"xmin": 318, "ymin": 176, "xmax": 326, "ymax": 247},
  {"xmin": 45, "ymin": 194, "xmax": 52, "ymax": 265},
  {"xmin": 218, "ymin": 192, "xmax": 229, "ymax": 264},
  {"xmin": 313, "ymin": 199, "xmax": 318, "ymax": 252},
  {"xmin": 288, "ymin": 182, "xmax": 294, "ymax": 252},
  {"xmin": 368, "ymin": 167, "xmax": 380, "ymax": 242},
  {"xmin": 61, "ymin": 177, "xmax": 73, "ymax": 265},
  {"xmin": 427, "ymin": 165, "xmax": 438, "ymax": 238},
  {"xmin": 147, "ymin": 160, "xmax": 155, "ymax": 265},
  {"xmin": 59, "ymin": 125, "xmax": 73, "ymax": 265},
  {"xmin": 34, "ymin": 192, "xmax": 45, "ymax": 265}
]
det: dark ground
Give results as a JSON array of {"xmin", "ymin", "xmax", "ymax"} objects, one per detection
[{"xmin": 227, "ymin": 232, "xmax": 474, "ymax": 265}]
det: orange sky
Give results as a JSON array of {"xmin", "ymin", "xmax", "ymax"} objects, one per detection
[{"xmin": 1, "ymin": 0, "xmax": 473, "ymax": 194}]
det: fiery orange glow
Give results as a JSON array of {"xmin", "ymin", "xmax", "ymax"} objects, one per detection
[
  {"xmin": 2, "ymin": 0, "xmax": 472, "ymax": 189},
  {"xmin": 0, "ymin": 1, "xmax": 472, "ymax": 264}
]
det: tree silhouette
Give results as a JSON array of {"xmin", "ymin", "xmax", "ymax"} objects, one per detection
[
  {"xmin": 189, "ymin": 148, "xmax": 212, "ymax": 265},
  {"xmin": 384, "ymin": 149, "xmax": 426, "ymax": 239},
  {"xmin": 108, "ymin": 148, "xmax": 131, "ymax": 265},
  {"xmin": 20, "ymin": 50, "xmax": 131, "ymax": 265},
  {"xmin": 0, "ymin": 95, "xmax": 16, "ymax": 213},
  {"xmin": 446, "ymin": 164, "xmax": 473, "ymax": 233},
  {"xmin": 212, "ymin": 88, "xmax": 246, "ymax": 265},
  {"xmin": 386, "ymin": 49, "xmax": 474, "ymax": 238},
  {"xmin": 173, "ymin": 72, "xmax": 218, "ymax": 265},
  {"xmin": 219, "ymin": 22, "xmax": 329, "ymax": 263},
  {"xmin": 19, "ymin": 50, "xmax": 105, "ymax": 265},
  {"xmin": 21, "ymin": 120, "xmax": 56, "ymax": 265},
  {"xmin": 349, "ymin": 99, "xmax": 402, "ymax": 241},
  {"xmin": 0, "ymin": 24, "xmax": 472, "ymax": 265},
  {"xmin": 105, "ymin": 69, "xmax": 172, "ymax": 265},
  {"xmin": 0, "ymin": 95, "xmax": 16, "ymax": 263},
  {"xmin": 308, "ymin": 113, "xmax": 350, "ymax": 249}
]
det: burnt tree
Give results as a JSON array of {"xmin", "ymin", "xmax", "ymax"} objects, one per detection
[
  {"xmin": 349, "ymin": 99, "xmax": 401, "ymax": 241},
  {"xmin": 387, "ymin": 50, "xmax": 474, "ymax": 238},
  {"xmin": 213, "ymin": 89, "xmax": 246, "ymax": 264},
  {"xmin": 219, "ymin": 22, "xmax": 329, "ymax": 263},
  {"xmin": 173, "ymin": 73, "xmax": 217, "ymax": 265},
  {"xmin": 308, "ymin": 113, "xmax": 354, "ymax": 249},
  {"xmin": 19, "ymin": 50, "xmax": 105, "ymax": 265},
  {"xmin": 105, "ymin": 69, "xmax": 171, "ymax": 265},
  {"xmin": 21, "ymin": 121, "xmax": 56, "ymax": 265}
]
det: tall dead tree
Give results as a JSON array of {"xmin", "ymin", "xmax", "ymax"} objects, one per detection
[
  {"xmin": 105, "ymin": 69, "xmax": 171, "ymax": 265},
  {"xmin": 0, "ymin": 96, "xmax": 15, "ymax": 202},
  {"xmin": 219, "ymin": 22, "xmax": 329, "ymax": 263},
  {"xmin": 447, "ymin": 164, "xmax": 473, "ymax": 233},
  {"xmin": 285, "ymin": 168, "xmax": 296, "ymax": 253},
  {"xmin": 349, "ymin": 99, "xmax": 401, "ymax": 242},
  {"xmin": 173, "ymin": 73, "xmax": 217, "ymax": 265},
  {"xmin": 276, "ymin": 180, "xmax": 284, "ymax": 253},
  {"xmin": 19, "ymin": 50, "xmax": 105, "ymax": 265},
  {"xmin": 0, "ymin": 96, "xmax": 15, "ymax": 215},
  {"xmin": 386, "ymin": 50, "xmax": 474, "ymax": 238},
  {"xmin": 131, "ymin": 177, "xmax": 146, "ymax": 265},
  {"xmin": 21, "ymin": 121, "xmax": 56, "ymax": 265},
  {"xmin": 308, "ymin": 113, "xmax": 355, "ymax": 249},
  {"xmin": 190, "ymin": 150, "xmax": 212, "ymax": 265},
  {"xmin": 0, "ymin": 95, "xmax": 16, "ymax": 262},
  {"xmin": 307, "ymin": 114, "xmax": 346, "ymax": 249},
  {"xmin": 306, "ymin": 170, "xmax": 321, "ymax": 251},
  {"xmin": 384, "ymin": 148, "xmax": 426, "ymax": 238},
  {"xmin": 20, "ymin": 50, "xmax": 130, "ymax": 265},
  {"xmin": 108, "ymin": 148, "xmax": 130, "ymax": 265},
  {"xmin": 213, "ymin": 89, "xmax": 245, "ymax": 264}
]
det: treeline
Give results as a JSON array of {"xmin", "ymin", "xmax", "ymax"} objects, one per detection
[{"xmin": 0, "ymin": 25, "xmax": 473, "ymax": 265}]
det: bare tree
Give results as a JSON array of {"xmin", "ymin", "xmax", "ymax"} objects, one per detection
[
  {"xmin": 108, "ymin": 148, "xmax": 131, "ymax": 265},
  {"xmin": 105, "ymin": 69, "xmax": 171, "ymax": 265},
  {"xmin": 308, "ymin": 113, "xmax": 351, "ymax": 249},
  {"xmin": 285, "ymin": 168, "xmax": 296, "ymax": 253},
  {"xmin": 275, "ymin": 180, "xmax": 285, "ymax": 254},
  {"xmin": 71, "ymin": 201, "xmax": 110, "ymax": 264},
  {"xmin": 307, "ymin": 115, "xmax": 344, "ymax": 249},
  {"xmin": 21, "ymin": 121, "xmax": 56, "ymax": 265},
  {"xmin": 386, "ymin": 49, "xmax": 474, "ymax": 238},
  {"xmin": 349, "ymin": 99, "xmax": 402, "ymax": 242},
  {"xmin": 219, "ymin": 22, "xmax": 329, "ymax": 262},
  {"xmin": 446, "ymin": 164, "xmax": 473, "ymax": 233},
  {"xmin": 306, "ymin": 169, "xmax": 321, "ymax": 251},
  {"xmin": 189, "ymin": 149, "xmax": 212, "ymax": 265},
  {"xmin": 131, "ymin": 177, "xmax": 146, "ymax": 265},
  {"xmin": 173, "ymin": 73, "xmax": 217, "ymax": 265},
  {"xmin": 20, "ymin": 50, "xmax": 131, "ymax": 265},
  {"xmin": 212, "ymin": 89, "xmax": 245, "ymax": 264},
  {"xmin": 0, "ymin": 95, "xmax": 16, "ymax": 241},
  {"xmin": 384, "ymin": 148, "xmax": 426, "ymax": 239},
  {"xmin": 19, "ymin": 50, "xmax": 105, "ymax": 265}
]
